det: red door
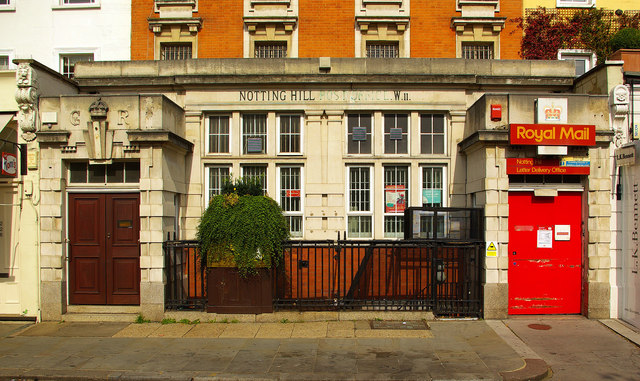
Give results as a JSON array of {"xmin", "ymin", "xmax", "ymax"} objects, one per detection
[
  {"xmin": 69, "ymin": 193, "xmax": 140, "ymax": 305},
  {"xmin": 508, "ymin": 192, "xmax": 582, "ymax": 314}
]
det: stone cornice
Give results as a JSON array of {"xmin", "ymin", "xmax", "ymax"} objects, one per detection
[{"xmin": 127, "ymin": 130, "xmax": 193, "ymax": 153}]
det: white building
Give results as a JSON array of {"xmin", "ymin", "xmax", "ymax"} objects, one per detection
[{"xmin": 0, "ymin": 0, "xmax": 131, "ymax": 76}]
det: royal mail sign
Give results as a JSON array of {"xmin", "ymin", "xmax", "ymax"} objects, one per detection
[{"xmin": 510, "ymin": 124, "xmax": 596, "ymax": 146}]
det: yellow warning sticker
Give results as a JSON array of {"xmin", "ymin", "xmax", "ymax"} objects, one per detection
[{"xmin": 486, "ymin": 242, "xmax": 497, "ymax": 257}]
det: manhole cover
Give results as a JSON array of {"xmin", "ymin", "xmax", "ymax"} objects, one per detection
[
  {"xmin": 370, "ymin": 320, "xmax": 429, "ymax": 330},
  {"xmin": 527, "ymin": 323, "xmax": 551, "ymax": 330}
]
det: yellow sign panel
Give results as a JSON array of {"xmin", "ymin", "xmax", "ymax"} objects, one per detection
[{"xmin": 486, "ymin": 242, "xmax": 497, "ymax": 257}]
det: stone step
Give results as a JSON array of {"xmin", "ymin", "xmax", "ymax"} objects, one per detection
[
  {"xmin": 66, "ymin": 305, "xmax": 140, "ymax": 314},
  {"xmin": 62, "ymin": 312, "xmax": 139, "ymax": 323}
]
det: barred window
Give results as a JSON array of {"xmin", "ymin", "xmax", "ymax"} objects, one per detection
[
  {"xmin": 60, "ymin": 54, "xmax": 93, "ymax": 78},
  {"xmin": 280, "ymin": 167, "xmax": 303, "ymax": 237},
  {"xmin": 279, "ymin": 115, "xmax": 301, "ymax": 154},
  {"xmin": 255, "ymin": 41, "xmax": 287, "ymax": 58},
  {"xmin": 161, "ymin": 43, "xmax": 192, "ymax": 60},
  {"xmin": 208, "ymin": 116, "xmax": 230, "ymax": 154},
  {"xmin": 242, "ymin": 114, "xmax": 267, "ymax": 154},
  {"xmin": 384, "ymin": 113, "xmax": 408, "ymax": 154},
  {"xmin": 422, "ymin": 167, "xmax": 444, "ymax": 208},
  {"xmin": 348, "ymin": 167, "xmax": 372, "ymax": 238},
  {"xmin": 366, "ymin": 42, "xmax": 399, "ymax": 58},
  {"xmin": 207, "ymin": 167, "xmax": 230, "ymax": 201},
  {"xmin": 242, "ymin": 165, "xmax": 267, "ymax": 195},
  {"xmin": 420, "ymin": 114, "xmax": 445, "ymax": 154},
  {"xmin": 462, "ymin": 42, "xmax": 494, "ymax": 60},
  {"xmin": 347, "ymin": 114, "xmax": 372, "ymax": 154},
  {"xmin": 384, "ymin": 166, "xmax": 408, "ymax": 238}
]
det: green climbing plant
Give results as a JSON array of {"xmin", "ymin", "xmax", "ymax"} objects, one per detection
[{"xmin": 196, "ymin": 176, "xmax": 290, "ymax": 278}]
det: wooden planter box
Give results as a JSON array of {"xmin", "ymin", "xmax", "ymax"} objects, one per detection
[{"xmin": 206, "ymin": 267, "xmax": 273, "ymax": 314}]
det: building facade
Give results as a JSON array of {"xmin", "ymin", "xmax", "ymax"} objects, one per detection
[
  {"xmin": 11, "ymin": 56, "xmax": 615, "ymax": 320},
  {"xmin": 132, "ymin": 0, "xmax": 523, "ymax": 60}
]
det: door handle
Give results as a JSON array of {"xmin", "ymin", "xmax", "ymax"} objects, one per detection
[{"xmin": 107, "ymin": 233, "xmax": 111, "ymax": 239}]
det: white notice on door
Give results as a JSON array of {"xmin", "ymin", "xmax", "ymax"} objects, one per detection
[{"xmin": 537, "ymin": 228, "xmax": 553, "ymax": 248}]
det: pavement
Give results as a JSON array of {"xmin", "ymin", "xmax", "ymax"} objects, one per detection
[{"xmin": 0, "ymin": 315, "xmax": 637, "ymax": 381}]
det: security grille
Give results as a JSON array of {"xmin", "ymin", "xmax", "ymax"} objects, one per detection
[
  {"xmin": 161, "ymin": 43, "xmax": 192, "ymax": 60},
  {"xmin": 242, "ymin": 165, "xmax": 267, "ymax": 194},
  {"xmin": 422, "ymin": 167, "xmax": 444, "ymax": 207},
  {"xmin": 462, "ymin": 43, "xmax": 494, "ymax": 60},
  {"xmin": 366, "ymin": 42, "xmax": 399, "ymax": 58},
  {"xmin": 279, "ymin": 115, "xmax": 301, "ymax": 153},
  {"xmin": 384, "ymin": 166, "xmax": 408, "ymax": 238},
  {"xmin": 255, "ymin": 42, "xmax": 287, "ymax": 58},
  {"xmin": 280, "ymin": 167, "xmax": 302, "ymax": 237},
  {"xmin": 208, "ymin": 116, "xmax": 230, "ymax": 153},
  {"xmin": 208, "ymin": 167, "xmax": 230, "ymax": 199}
]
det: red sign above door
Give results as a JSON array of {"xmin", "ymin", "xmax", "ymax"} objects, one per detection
[
  {"xmin": 510, "ymin": 124, "xmax": 596, "ymax": 146},
  {"xmin": 506, "ymin": 158, "xmax": 590, "ymax": 175}
]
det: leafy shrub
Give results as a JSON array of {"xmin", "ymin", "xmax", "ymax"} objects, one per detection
[
  {"xmin": 611, "ymin": 28, "xmax": 640, "ymax": 51},
  {"xmin": 197, "ymin": 177, "xmax": 290, "ymax": 278}
]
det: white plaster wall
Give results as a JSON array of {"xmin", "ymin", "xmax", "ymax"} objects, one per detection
[{"xmin": 0, "ymin": 0, "xmax": 130, "ymax": 72}]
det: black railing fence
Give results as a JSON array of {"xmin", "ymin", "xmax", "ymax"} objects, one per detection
[
  {"xmin": 164, "ymin": 238, "xmax": 483, "ymax": 317},
  {"xmin": 163, "ymin": 239, "xmax": 207, "ymax": 310}
]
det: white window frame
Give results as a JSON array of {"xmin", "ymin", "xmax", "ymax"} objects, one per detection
[
  {"xmin": 346, "ymin": 166, "xmax": 374, "ymax": 239},
  {"xmin": 420, "ymin": 165, "xmax": 447, "ymax": 208},
  {"xmin": 0, "ymin": 50, "xmax": 14, "ymax": 70},
  {"xmin": 346, "ymin": 113, "xmax": 374, "ymax": 155},
  {"xmin": 383, "ymin": 113, "xmax": 410, "ymax": 155},
  {"xmin": 241, "ymin": 164, "xmax": 268, "ymax": 195},
  {"xmin": 0, "ymin": 0, "xmax": 15, "ymax": 12},
  {"xmin": 383, "ymin": 165, "xmax": 409, "ymax": 239},
  {"xmin": 242, "ymin": 114, "xmax": 268, "ymax": 154},
  {"xmin": 204, "ymin": 165, "xmax": 231, "ymax": 205},
  {"xmin": 56, "ymin": 49, "xmax": 97, "ymax": 78},
  {"xmin": 556, "ymin": 0, "xmax": 594, "ymax": 8},
  {"xmin": 277, "ymin": 166, "xmax": 304, "ymax": 238},
  {"xmin": 557, "ymin": 49, "xmax": 596, "ymax": 77},
  {"xmin": 205, "ymin": 115, "xmax": 231, "ymax": 155},
  {"xmin": 277, "ymin": 114, "xmax": 303, "ymax": 155},
  {"xmin": 420, "ymin": 113, "xmax": 447, "ymax": 155},
  {"xmin": 52, "ymin": 0, "xmax": 100, "ymax": 10}
]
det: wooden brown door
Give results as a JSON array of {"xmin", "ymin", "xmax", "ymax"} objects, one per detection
[{"xmin": 69, "ymin": 193, "xmax": 140, "ymax": 305}]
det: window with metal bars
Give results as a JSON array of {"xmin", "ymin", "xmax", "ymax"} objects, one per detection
[
  {"xmin": 384, "ymin": 113, "xmax": 408, "ymax": 154},
  {"xmin": 242, "ymin": 165, "xmax": 267, "ymax": 195},
  {"xmin": 422, "ymin": 166, "xmax": 444, "ymax": 207},
  {"xmin": 279, "ymin": 115, "xmax": 301, "ymax": 154},
  {"xmin": 420, "ymin": 114, "xmax": 446, "ymax": 154},
  {"xmin": 208, "ymin": 115, "xmax": 230, "ymax": 153},
  {"xmin": 384, "ymin": 166, "xmax": 408, "ymax": 238},
  {"xmin": 366, "ymin": 42, "xmax": 399, "ymax": 58},
  {"xmin": 462, "ymin": 42, "xmax": 494, "ymax": 60},
  {"xmin": 348, "ymin": 167, "xmax": 372, "ymax": 238},
  {"xmin": 347, "ymin": 114, "xmax": 372, "ymax": 154},
  {"xmin": 207, "ymin": 166, "xmax": 230, "ymax": 201},
  {"xmin": 60, "ymin": 54, "xmax": 93, "ymax": 78},
  {"xmin": 242, "ymin": 114, "xmax": 267, "ymax": 154},
  {"xmin": 161, "ymin": 43, "xmax": 192, "ymax": 60},
  {"xmin": 279, "ymin": 167, "xmax": 303, "ymax": 237},
  {"xmin": 255, "ymin": 41, "xmax": 287, "ymax": 58}
]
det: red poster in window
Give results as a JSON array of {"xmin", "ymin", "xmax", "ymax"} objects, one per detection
[
  {"xmin": 385, "ymin": 185, "xmax": 406, "ymax": 213},
  {"xmin": 286, "ymin": 190, "xmax": 300, "ymax": 198}
]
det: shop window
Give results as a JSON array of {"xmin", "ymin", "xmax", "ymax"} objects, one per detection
[
  {"xmin": 420, "ymin": 114, "xmax": 445, "ymax": 154},
  {"xmin": 242, "ymin": 165, "xmax": 267, "ymax": 195},
  {"xmin": 384, "ymin": 166, "xmax": 408, "ymax": 238},
  {"xmin": 161, "ymin": 43, "xmax": 192, "ymax": 60},
  {"xmin": 207, "ymin": 115, "xmax": 230, "ymax": 154},
  {"xmin": 462, "ymin": 42, "xmax": 494, "ymax": 59},
  {"xmin": 384, "ymin": 113, "xmax": 408, "ymax": 154},
  {"xmin": 206, "ymin": 166, "xmax": 230, "ymax": 203},
  {"xmin": 242, "ymin": 114, "xmax": 267, "ymax": 154},
  {"xmin": 347, "ymin": 113, "xmax": 372, "ymax": 154},
  {"xmin": 279, "ymin": 166, "xmax": 303, "ymax": 237},
  {"xmin": 254, "ymin": 41, "xmax": 287, "ymax": 58},
  {"xmin": 347, "ymin": 166, "xmax": 373, "ymax": 238},
  {"xmin": 69, "ymin": 162, "xmax": 140, "ymax": 184},
  {"xmin": 366, "ymin": 42, "xmax": 399, "ymax": 58},
  {"xmin": 558, "ymin": 49, "xmax": 595, "ymax": 77},
  {"xmin": 278, "ymin": 115, "xmax": 301, "ymax": 154},
  {"xmin": 60, "ymin": 53, "xmax": 93, "ymax": 78}
]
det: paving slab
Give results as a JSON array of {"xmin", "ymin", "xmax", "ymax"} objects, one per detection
[
  {"xmin": 255, "ymin": 322, "xmax": 294, "ymax": 338},
  {"xmin": 219, "ymin": 322, "xmax": 261, "ymax": 338},
  {"xmin": 148, "ymin": 323, "xmax": 194, "ymax": 337},
  {"xmin": 290, "ymin": 321, "xmax": 328, "ymax": 338},
  {"xmin": 112, "ymin": 322, "xmax": 162, "ymax": 337},
  {"xmin": 183, "ymin": 322, "xmax": 227, "ymax": 338}
]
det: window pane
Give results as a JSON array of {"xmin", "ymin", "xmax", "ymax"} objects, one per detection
[
  {"xmin": 280, "ymin": 167, "xmax": 301, "ymax": 212},
  {"xmin": 422, "ymin": 167, "xmax": 444, "ymax": 207},
  {"xmin": 125, "ymin": 162, "xmax": 140, "ymax": 183},
  {"xmin": 243, "ymin": 114, "xmax": 267, "ymax": 154},
  {"xmin": 347, "ymin": 114, "xmax": 372, "ymax": 154},
  {"xmin": 88, "ymin": 164, "xmax": 106, "ymax": 183},
  {"xmin": 60, "ymin": 54, "xmax": 93, "ymax": 78},
  {"xmin": 161, "ymin": 43, "xmax": 192, "ymax": 60},
  {"xmin": 242, "ymin": 165, "xmax": 267, "ymax": 194},
  {"xmin": 366, "ymin": 42, "xmax": 399, "ymax": 58},
  {"xmin": 69, "ymin": 162, "xmax": 87, "ymax": 183},
  {"xmin": 384, "ymin": 166, "xmax": 408, "ymax": 237},
  {"xmin": 255, "ymin": 41, "xmax": 287, "ymax": 58},
  {"xmin": 350, "ymin": 167, "xmax": 370, "ymax": 212},
  {"xmin": 209, "ymin": 116, "xmax": 230, "ymax": 153},
  {"xmin": 384, "ymin": 216, "xmax": 404, "ymax": 238},
  {"xmin": 279, "ymin": 115, "xmax": 300, "ymax": 153},
  {"xmin": 0, "ymin": 56, "xmax": 8, "ymax": 70},
  {"xmin": 462, "ymin": 43, "xmax": 494, "ymax": 59},
  {"xmin": 421, "ymin": 114, "xmax": 445, "ymax": 154},
  {"xmin": 384, "ymin": 114, "xmax": 408, "ymax": 154},
  {"xmin": 107, "ymin": 162, "xmax": 124, "ymax": 183},
  {"xmin": 348, "ymin": 216, "xmax": 372, "ymax": 238},
  {"xmin": 209, "ymin": 167, "xmax": 230, "ymax": 199}
]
